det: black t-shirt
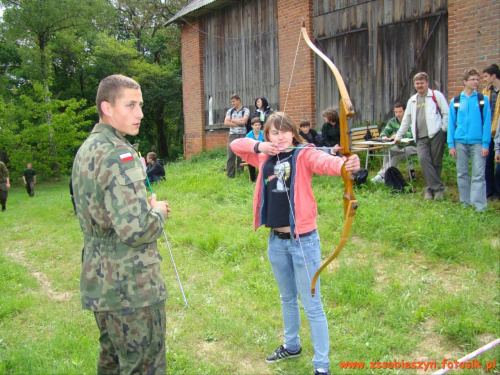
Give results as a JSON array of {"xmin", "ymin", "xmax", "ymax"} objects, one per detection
[
  {"xmin": 262, "ymin": 151, "xmax": 294, "ymax": 228},
  {"xmin": 22, "ymin": 168, "xmax": 36, "ymax": 183}
]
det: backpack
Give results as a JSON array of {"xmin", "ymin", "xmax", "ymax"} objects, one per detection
[
  {"xmin": 230, "ymin": 107, "xmax": 252, "ymax": 133},
  {"xmin": 384, "ymin": 166, "xmax": 409, "ymax": 193},
  {"xmin": 352, "ymin": 169, "xmax": 368, "ymax": 186},
  {"xmin": 452, "ymin": 93, "xmax": 485, "ymax": 125},
  {"xmin": 363, "ymin": 122, "xmax": 373, "ymax": 140},
  {"xmin": 430, "ymin": 89, "xmax": 442, "ymax": 115}
]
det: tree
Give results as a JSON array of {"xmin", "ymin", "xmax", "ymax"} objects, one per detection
[
  {"xmin": 1, "ymin": 0, "xmax": 112, "ymax": 84},
  {"xmin": 0, "ymin": 0, "xmax": 187, "ymax": 177},
  {"xmin": 0, "ymin": 0, "xmax": 113, "ymax": 173},
  {"xmin": 0, "ymin": 83, "xmax": 95, "ymax": 177},
  {"xmin": 111, "ymin": 0, "xmax": 186, "ymax": 159}
]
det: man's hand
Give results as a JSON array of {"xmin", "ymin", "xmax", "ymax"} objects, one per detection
[
  {"xmin": 343, "ymin": 154, "xmax": 361, "ymax": 172},
  {"xmin": 149, "ymin": 193, "xmax": 171, "ymax": 218},
  {"xmin": 481, "ymin": 148, "xmax": 489, "ymax": 158},
  {"xmin": 495, "ymin": 154, "xmax": 500, "ymax": 163},
  {"xmin": 394, "ymin": 138, "xmax": 401, "ymax": 144},
  {"xmin": 449, "ymin": 148, "xmax": 457, "ymax": 158}
]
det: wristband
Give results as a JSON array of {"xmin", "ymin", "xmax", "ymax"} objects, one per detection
[{"xmin": 254, "ymin": 142, "xmax": 261, "ymax": 153}]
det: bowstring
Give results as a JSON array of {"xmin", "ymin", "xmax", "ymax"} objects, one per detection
[{"xmin": 277, "ymin": 25, "xmax": 312, "ymax": 286}]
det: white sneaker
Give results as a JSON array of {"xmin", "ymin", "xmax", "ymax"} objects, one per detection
[{"xmin": 371, "ymin": 175, "xmax": 384, "ymax": 183}]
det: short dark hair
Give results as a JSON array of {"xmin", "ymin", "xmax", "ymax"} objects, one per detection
[
  {"xmin": 96, "ymin": 75, "xmax": 140, "ymax": 118},
  {"xmin": 483, "ymin": 64, "xmax": 500, "ymax": 79},
  {"xmin": 251, "ymin": 117, "xmax": 261, "ymax": 125},
  {"xmin": 393, "ymin": 101, "xmax": 405, "ymax": 110},
  {"xmin": 299, "ymin": 120, "xmax": 311, "ymax": 127},
  {"xmin": 230, "ymin": 94, "xmax": 241, "ymax": 101},
  {"xmin": 147, "ymin": 152, "xmax": 157, "ymax": 161}
]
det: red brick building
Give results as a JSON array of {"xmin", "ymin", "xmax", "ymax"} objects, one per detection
[{"xmin": 169, "ymin": 0, "xmax": 499, "ymax": 159}]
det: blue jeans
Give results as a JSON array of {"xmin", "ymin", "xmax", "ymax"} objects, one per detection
[
  {"xmin": 267, "ymin": 230, "xmax": 329, "ymax": 370},
  {"xmin": 455, "ymin": 142, "xmax": 487, "ymax": 211}
]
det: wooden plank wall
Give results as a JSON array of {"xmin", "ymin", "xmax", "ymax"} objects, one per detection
[
  {"xmin": 313, "ymin": 0, "xmax": 448, "ymax": 126},
  {"xmin": 203, "ymin": 0, "xmax": 279, "ymax": 125}
]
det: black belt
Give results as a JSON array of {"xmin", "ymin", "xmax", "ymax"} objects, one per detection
[{"xmin": 272, "ymin": 230, "xmax": 314, "ymax": 240}]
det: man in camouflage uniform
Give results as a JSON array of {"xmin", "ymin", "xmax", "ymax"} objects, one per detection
[
  {"xmin": 0, "ymin": 161, "xmax": 10, "ymax": 211},
  {"xmin": 72, "ymin": 74, "xmax": 170, "ymax": 374}
]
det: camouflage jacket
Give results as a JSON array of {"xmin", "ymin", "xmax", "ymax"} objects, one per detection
[
  {"xmin": 0, "ymin": 162, "xmax": 8, "ymax": 184},
  {"xmin": 72, "ymin": 123, "xmax": 168, "ymax": 313}
]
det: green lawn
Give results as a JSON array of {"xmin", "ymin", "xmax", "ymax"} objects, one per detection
[{"xmin": 0, "ymin": 149, "xmax": 498, "ymax": 374}]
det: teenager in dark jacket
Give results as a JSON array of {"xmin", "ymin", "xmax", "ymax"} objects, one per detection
[
  {"xmin": 252, "ymin": 97, "xmax": 274, "ymax": 126},
  {"xmin": 146, "ymin": 152, "xmax": 165, "ymax": 183},
  {"xmin": 321, "ymin": 109, "xmax": 341, "ymax": 155},
  {"xmin": 299, "ymin": 119, "xmax": 323, "ymax": 147}
]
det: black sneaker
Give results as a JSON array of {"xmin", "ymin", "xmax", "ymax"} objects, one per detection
[
  {"xmin": 314, "ymin": 369, "xmax": 331, "ymax": 375},
  {"xmin": 265, "ymin": 345, "xmax": 302, "ymax": 363}
]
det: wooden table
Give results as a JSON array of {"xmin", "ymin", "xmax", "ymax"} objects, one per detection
[{"xmin": 352, "ymin": 138, "xmax": 415, "ymax": 177}]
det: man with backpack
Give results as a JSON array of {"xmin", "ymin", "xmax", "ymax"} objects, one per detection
[
  {"xmin": 448, "ymin": 68, "xmax": 491, "ymax": 212},
  {"xmin": 482, "ymin": 64, "xmax": 500, "ymax": 200},
  {"xmin": 395, "ymin": 72, "xmax": 448, "ymax": 200},
  {"xmin": 224, "ymin": 94, "xmax": 250, "ymax": 178}
]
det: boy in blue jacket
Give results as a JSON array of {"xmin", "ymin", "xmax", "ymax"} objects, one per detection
[{"xmin": 448, "ymin": 68, "xmax": 491, "ymax": 211}]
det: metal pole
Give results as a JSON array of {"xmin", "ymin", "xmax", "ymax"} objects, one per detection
[
  {"xmin": 162, "ymin": 229, "xmax": 188, "ymax": 307},
  {"xmin": 139, "ymin": 152, "xmax": 188, "ymax": 307}
]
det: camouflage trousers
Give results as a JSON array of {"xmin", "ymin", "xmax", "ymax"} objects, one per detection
[
  {"xmin": 25, "ymin": 182, "xmax": 35, "ymax": 196},
  {"xmin": 93, "ymin": 300, "xmax": 167, "ymax": 375},
  {"xmin": 0, "ymin": 183, "xmax": 7, "ymax": 209}
]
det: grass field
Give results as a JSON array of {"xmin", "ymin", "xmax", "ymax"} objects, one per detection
[{"xmin": 0, "ymin": 148, "xmax": 499, "ymax": 374}]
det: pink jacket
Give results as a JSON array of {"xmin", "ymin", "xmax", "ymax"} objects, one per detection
[{"xmin": 230, "ymin": 138, "xmax": 345, "ymax": 237}]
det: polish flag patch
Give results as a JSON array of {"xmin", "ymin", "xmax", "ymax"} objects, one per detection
[{"xmin": 119, "ymin": 152, "xmax": 134, "ymax": 163}]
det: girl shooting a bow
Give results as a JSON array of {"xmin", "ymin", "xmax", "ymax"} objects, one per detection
[{"xmin": 230, "ymin": 112, "xmax": 360, "ymax": 375}]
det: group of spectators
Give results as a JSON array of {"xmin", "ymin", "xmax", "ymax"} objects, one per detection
[
  {"xmin": 225, "ymin": 64, "xmax": 500, "ymax": 212},
  {"xmin": 371, "ymin": 66, "xmax": 499, "ymax": 211},
  {"xmin": 224, "ymin": 95, "xmax": 352, "ymax": 181}
]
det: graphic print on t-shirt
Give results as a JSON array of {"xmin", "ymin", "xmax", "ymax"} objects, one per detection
[{"xmin": 273, "ymin": 160, "xmax": 291, "ymax": 193}]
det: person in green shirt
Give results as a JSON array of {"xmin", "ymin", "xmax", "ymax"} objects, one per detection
[
  {"xmin": 22, "ymin": 163, "xmax": 36, "ymax": 196},
  {"xmin": 371, "ymin": 102, "xmax": 417, "ymax": 183}
]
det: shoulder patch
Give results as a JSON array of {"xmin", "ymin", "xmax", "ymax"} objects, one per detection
[{"xmin": 119, "ymin": 152, "xmax": 134, "ymax": 163}]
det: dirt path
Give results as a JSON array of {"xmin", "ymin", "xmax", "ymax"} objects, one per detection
[{"xmin": 6, "ymin": 251, "xmax": 73, "ymax": 301}]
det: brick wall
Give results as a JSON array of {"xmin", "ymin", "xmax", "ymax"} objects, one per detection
[
  {"xmin": 205, "ymin": 131, "xmax": 228, "ymax": 151},
  {"xmin": 180, "ymin": 0, "xmax": 499, "ymax": 159},
  {"xmin": 181, "ymin": 20, "xmax": 206, "ymax": 159},
  {"xmin": 277, "ymin": 0, "xmax": 316, "ymax": 127},
  {"xmin": 448, "ymin": 0, "xmax": 500, "ymax": 97}
]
